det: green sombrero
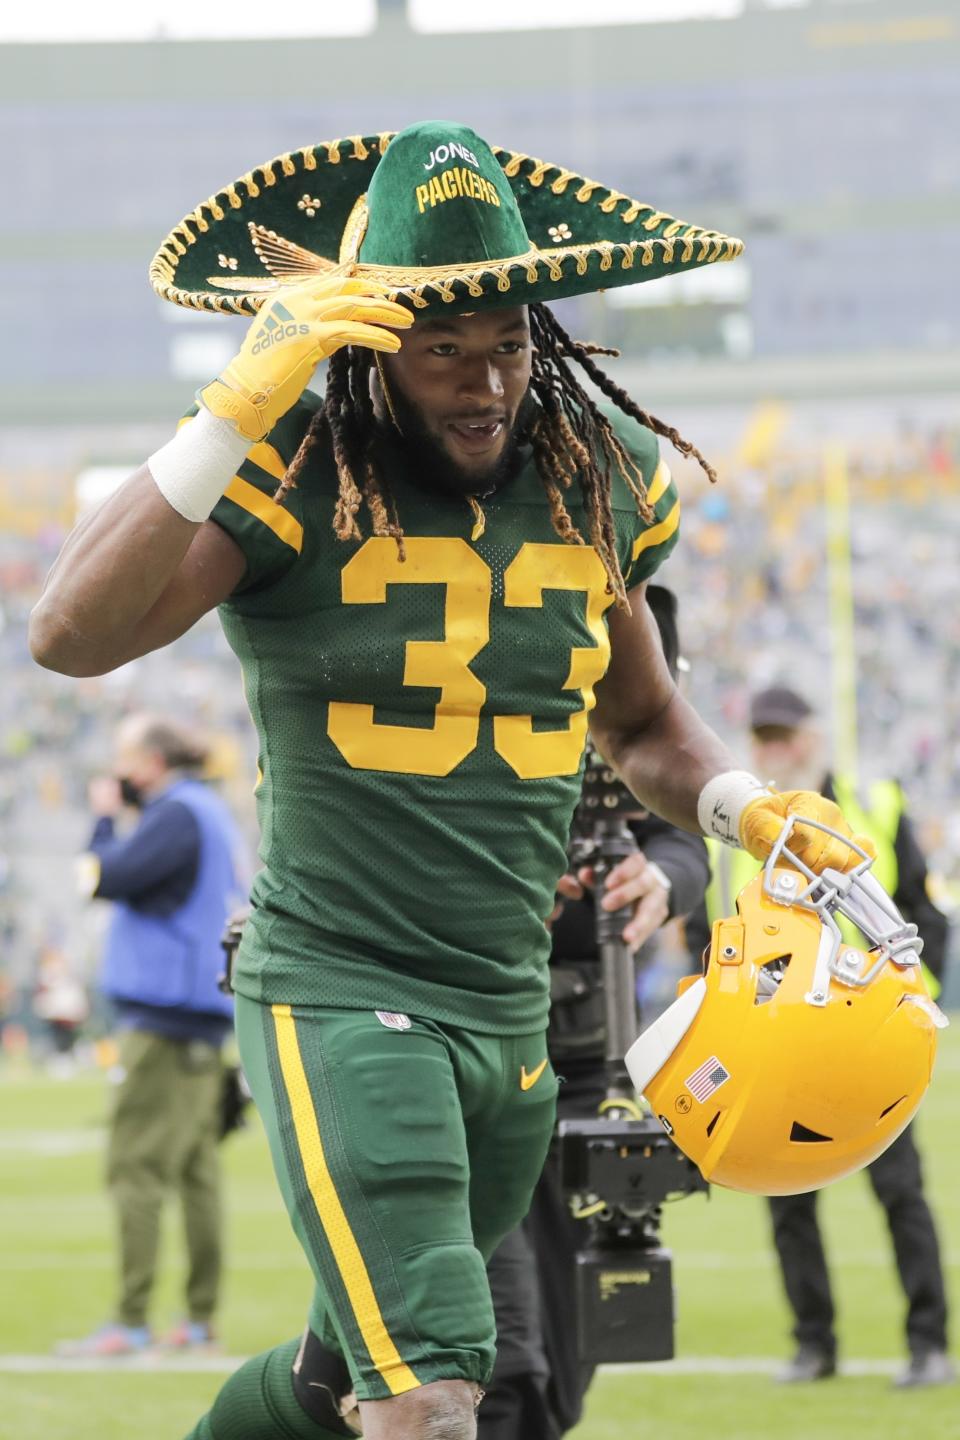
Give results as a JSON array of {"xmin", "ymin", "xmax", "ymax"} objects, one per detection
[{"xmin": 150, "ymin": 119, "xmax": 742, "ymax": 319}]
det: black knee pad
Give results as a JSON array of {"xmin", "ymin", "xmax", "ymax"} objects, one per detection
[{"xmin": 291, "ymin": 1327, "xmax": 360, "ymax": 1436}]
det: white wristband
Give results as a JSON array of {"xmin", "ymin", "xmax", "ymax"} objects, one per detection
[
  {"xmin": 148, "ymin": 408, "xmax": 252, "ymax": 523},
  {"xmin": 697, "ymin": 770, "xmax": 769, "ymax": 849}
]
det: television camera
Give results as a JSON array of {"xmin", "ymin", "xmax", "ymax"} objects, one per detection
[{"xmin": 555, "ymin": 748, "xmax": 707, "ymax": 1363}]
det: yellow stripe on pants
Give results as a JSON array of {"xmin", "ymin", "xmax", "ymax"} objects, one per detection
[{"xmin": 270, "ymin": 1003, "xmax": 420, "ymax": 1396}]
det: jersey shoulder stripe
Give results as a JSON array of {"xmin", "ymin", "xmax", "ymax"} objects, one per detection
[
  {"xmin": 596, "ymin": 406, "xmax": 680, "ymax": 586},
  {"xmin": 631, "ymin": 469, "xmax": 679, "ymax": 562},
  {"xmin": 645, "ymin": 458, "xmax": 672, "ymax": 509},
  {"xmin": 183, "ymin": 392, "xmax": 321, "ymax": 593},
  {"xmin": 223, "ymin": 474, "xmax": 303, "ymax": 555},
  {"xmin": 626, "ymin": 463, "xmax": 680, "ymax": 587},
  {"xmin": 176, "ymin": 415, "xmax": 303, "ymax": 554}
]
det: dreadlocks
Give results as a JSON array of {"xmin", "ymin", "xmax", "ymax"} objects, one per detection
[{"xmin": 274, "ymin": 304, "xmax": 715, "ymax": 609}]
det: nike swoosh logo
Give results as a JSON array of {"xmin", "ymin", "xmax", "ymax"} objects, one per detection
[{"xmin": 520, "ymin": 1059, "xmax": 548, "ymax": 1091}]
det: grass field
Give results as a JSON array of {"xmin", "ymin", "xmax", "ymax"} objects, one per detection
[{"xmin": 1, "ymin": 1027, "xmax": 958, "ymax": 1440}]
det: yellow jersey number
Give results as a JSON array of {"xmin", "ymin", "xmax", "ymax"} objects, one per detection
[{"xmin": 326, "ymin": 537, "xmax": 612, "ymax": 780}]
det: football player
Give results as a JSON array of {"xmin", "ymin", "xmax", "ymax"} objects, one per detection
[{"xmin": 30, "ymin": 121, "xmax": 871, "ymax": 1440}]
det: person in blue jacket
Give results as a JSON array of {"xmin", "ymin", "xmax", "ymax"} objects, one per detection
[{"xmin": 62, "ymin": 713, "xmax": 244, "ymax": 1357}]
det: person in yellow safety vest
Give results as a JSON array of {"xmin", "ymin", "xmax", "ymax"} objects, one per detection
[{"xmin": 690, "ymin": 685, "xmax": 954, "ymax": 1390}]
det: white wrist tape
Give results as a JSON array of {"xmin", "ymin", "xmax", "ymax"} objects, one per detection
[
  {"xmin": 148, "ymin": 408, "xmax": 252, "ymax": 523},
  {"xmin": 697, "ymin": 770, "xmax": 769, "ymax": 849}
]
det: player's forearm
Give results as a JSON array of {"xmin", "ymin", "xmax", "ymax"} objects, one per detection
[
  {"xmin": 592, "ymin": 690, "xmax": 739, "ymax": 835},
  {"xmin": 29, "ymin": 466, "xmax": 201, "ymax": 675}
]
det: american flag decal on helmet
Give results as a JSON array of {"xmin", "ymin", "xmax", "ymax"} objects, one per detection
[{"xmin": 685, "ymin": 1056, "xmax": 730, "ymax": 1103}]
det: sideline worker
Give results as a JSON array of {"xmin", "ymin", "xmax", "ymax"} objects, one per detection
[
  {"xmin": 61, "ymin": 714, "xmax": 244, "ymax": 1357},
  {"xmin": 692, "ymin": 685, "xmax": 953, "ymax": 1390}
]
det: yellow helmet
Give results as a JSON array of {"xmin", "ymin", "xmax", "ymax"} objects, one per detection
[{"xmin": 626, "ymin": 817, "xmax": 947, "ymax": 1195}]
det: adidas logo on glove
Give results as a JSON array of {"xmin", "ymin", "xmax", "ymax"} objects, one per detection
[{"xmin": 251, "ymin": 303, "xmax": 309, "ymax": 355}]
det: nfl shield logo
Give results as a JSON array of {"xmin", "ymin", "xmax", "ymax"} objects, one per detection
[{"xmin": 375, "ymin": 1011, "xmax": 412, "ymax": 1031}]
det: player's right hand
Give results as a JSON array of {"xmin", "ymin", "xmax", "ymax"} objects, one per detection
[
  {"xmin": 740, "ymin": 788, "xmax": 875, "ymax": 874},
  {"xmin": 199, "ymin": 275, "xmax": 414, "ymax": 441}
]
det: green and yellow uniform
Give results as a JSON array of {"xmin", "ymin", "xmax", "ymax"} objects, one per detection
[
  {"xmin": 211, "ymin": 393, "xmax": 679, "ymax": 1033},
  {"xmin": 205, "ymin": 392, "xmax": 680, "ymax": 1399}
]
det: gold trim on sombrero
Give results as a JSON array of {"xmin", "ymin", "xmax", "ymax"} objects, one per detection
[
  {"xmin": 149, "ymin": 134, "xmax": 396, "ymax": 316},
  {"xmin": 492, "ymin": 146, "xmax": 681, "ymax": 230},
  {"xmin": 339, "ymin": 196, "xmax": 370, "ymax": 265},
  {"xmin": 169, "ymin": 229, "xmax": 743, "ymax": 314},
  {"xmin": 148, "ymin": 131, "xmax": 743, "ymax": 316},
  {"xmin": 208, "ymin": 223, "xmax": 335, "ymax": 291},
  {"xmin": 206, "ymin": 275, "xmax": 284, "ymax": 293},
  {"xmin": 249, "ymin": 224, "xmax": 332, "ymax": 279},
  {"xmin": 345, "ymin": 233, "xmax": 742, "ymax": 309}
]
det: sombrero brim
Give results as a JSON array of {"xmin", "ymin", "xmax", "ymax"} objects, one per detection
[{"xmin": 149, "ymin": 132, "xmax": 743, "ymax": 318}]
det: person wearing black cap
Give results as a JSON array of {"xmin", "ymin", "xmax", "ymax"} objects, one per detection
[{"xmin": 693, "ymin": 685, "xmax": 953, "ymax": 1389}]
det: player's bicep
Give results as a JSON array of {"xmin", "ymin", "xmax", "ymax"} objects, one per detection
[
  {"xmin": 121, "ymin": 520, "xmax": 247, "ymax": 660},
  {"xmin": 590, "ymin": 582, "xmax": 677, "ymax": 752}
]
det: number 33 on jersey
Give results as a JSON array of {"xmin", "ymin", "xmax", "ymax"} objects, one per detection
[
  {"xmin": 327, "ymin": 536, "xmax": 610, "ymax": 780},
  {"xmin": 206, "ymin": 393, "xmax": 679, "ymax": 787},
  {"xmin": 200, "ymin": 391, "xmax": 679, "ymax": 1031}
]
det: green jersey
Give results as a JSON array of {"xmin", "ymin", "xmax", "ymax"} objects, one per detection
[{"xmin": 208, "ymin": 392, "xmax": 680, "ymax": 1033}]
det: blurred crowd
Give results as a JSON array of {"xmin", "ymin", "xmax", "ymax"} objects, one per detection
[
  {"xmin": 0, "ymin": 529, "xmax": 256, "ymax": 1057},
  {"xmin": 665, "ymin": 414, "xmax": 960, "ymax": 885},
  {"xmin": 0, "ymin": 410, "xmax": 958, "ymax": 1054}
]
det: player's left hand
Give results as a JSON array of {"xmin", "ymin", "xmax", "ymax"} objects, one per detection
[
  {"xmin": 558, "ymin": 852, "xmax": 671, "ymax": 953},
  {"xmin": 740, "ymin": 788, "xmax": 876, "ymax": 874}
]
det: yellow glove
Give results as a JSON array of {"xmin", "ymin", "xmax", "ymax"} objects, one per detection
[
  {"xmin": 199, "ymin": 276, "xmax": 414, "ymax": 441},
  {"xmin": 740, "ymin": 789, "xmax": 876, "ymax": 874}
]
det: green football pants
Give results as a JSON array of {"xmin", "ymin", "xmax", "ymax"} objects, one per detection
[
  {"xmin": 107, "ymin": 1028, "xmax": 224, "ymax": 1328},
  {"xmin": 236, "ymin": 995, "xmax": 557, "ymax": 1401}
]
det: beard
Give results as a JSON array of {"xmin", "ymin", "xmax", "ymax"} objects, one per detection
[{"xmin": 381, "ymin": 382, "xmax": 533, "ymax": 498}]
